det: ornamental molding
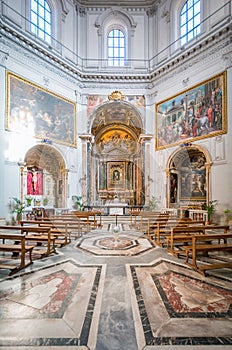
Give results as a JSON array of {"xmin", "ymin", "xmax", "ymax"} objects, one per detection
[
  {"xmin": 95, "ymin": 7, "xmax": 137, "ymax": 30},
  {"xmin": 0, "ymin": 18, "xmax": 230, "ymax": 89}
]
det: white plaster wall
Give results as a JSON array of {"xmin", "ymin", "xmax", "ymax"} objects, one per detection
[{"xmin": 85, "ymin": 13, "xmax": 99, "ymax": 64}]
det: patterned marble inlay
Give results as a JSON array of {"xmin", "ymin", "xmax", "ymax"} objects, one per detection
[
  {"xmin": 127, "ymin": 259, "xmax": 232, "ymax": 348},
  {"xmin": 0, "ymin": 260, "xmax": 105, "ymax": 348},
  {"xmin": 97, "ymin": 237, "xmax": 135, "ymax": 250},
  {"xmin": 4, "ymin": 271, "xmax": 79, "ymax": 318},
  {"xmin": 154, "ymin": 271, "xmax": 232, "ymax": 316},
  {"xmin": 76, "ymin": 234, "xmax": 154, "ymax": 256}
]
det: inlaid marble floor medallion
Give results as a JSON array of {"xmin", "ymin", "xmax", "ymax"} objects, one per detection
[
  {"xmin": 0, "ymin": 260, "xmax": 105, "ymax": 348},
  {"xmin": 127, "ymin": 258, "xmax": 232, "ymax": 348},
  {"xmin": 76, "ymin": 233, "xmax": 154, "ymax": 256}
]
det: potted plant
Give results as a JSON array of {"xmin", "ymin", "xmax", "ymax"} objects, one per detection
[
  {"xmin": 202, "ymin": 200, "xmax": 218, "ymax": 224},
  {"xmin": 8, "ymin": 197, "xmax": 25, "ymax": 224},
  {"xmin": 149, "ymin": 195, "xmax": 160, "ymax": 211},
  {"xmin": 72, "ymin": 195, "xmax": 84, "ymax": 211},
  {"xmin": 43, "ymin": 197, "xmax": 49, "ymax": 206},
  {"xmin": 224, "ymin": 209, "xmax": 232, "ymax": 225},
  {"xmin": 25, "ymin": 195, "xmax": 33, "ymax": 206}
]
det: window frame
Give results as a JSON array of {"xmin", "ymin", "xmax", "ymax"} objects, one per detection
[
  {"xmin": 107, "ymin": 28, "xmax": 126, "ymax": 67},
  {"xmin": 30, "ymin": 0, "xmax": 52, "ymax": 45},
  {"xmin": 180, "ymin": 0, "xmax": 201, "ymax": 46}
]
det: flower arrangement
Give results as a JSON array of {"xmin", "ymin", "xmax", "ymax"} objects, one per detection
[
  {"xmin": 25, "ymin": 195, "xmax": 33, "ymax": 206},
  {"xmin": 8, "ymin": 197, "xmax": 25, "ymax": 223},
  {"xmin": 72, "ymin": 195, "xmax": 84, "ymax": 211},
  {"xmin": 202, "ymin": 200, "xmax": 218, "ymax": 223}
]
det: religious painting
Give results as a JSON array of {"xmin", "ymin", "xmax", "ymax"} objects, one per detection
[
  {"xmin": 6, "ymin": 72, "xmax": 76, "ymax": 147},
  {"xmin": 156, "ymin": 72, "xmax": 226, "ymax": 150},
  {"xmin": 97, "ymin": 130, "xmax": 137, "ymax": 155},
  {"xmin": 107, "ymin": 162, "xmax": 125, "ymax": 190},
  {"xmin": 180, "ymin": 154, "xmax": 206, "ymax": 202},
  {"xmin": 87, "ymin": 95, "xmax": 104, "ymax": 117}
]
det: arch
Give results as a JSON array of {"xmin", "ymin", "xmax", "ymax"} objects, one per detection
[
  {"xmin": 89, "ymin": 99, "xmax": 143, "ymax": 136},
  {"xmin": 23, "ymin": 144, "xmax": 68, "ymax": 208},
  {"xmin": 170, "ymin": 0, "xmax": 203, "ymax": 53},
  {"xmin": 26, "ymin": 0, "xmax": 64, "ymax": 48},
  {"xmin": 95, "ymin": 7, "xmax": 137, "ymax": 32},
  {"xmin": 166, "ymin": 144, "xmax": 211, "ymax": 208},
  {"xmin": 87, "ymin": 98, "xmax": 145, "ymax": 206},
  {"xmin": 95, "ymin": 8, "xmax": 137, "ymax": 65}
]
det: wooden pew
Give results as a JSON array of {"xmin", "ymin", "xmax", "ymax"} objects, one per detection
[
  {"xmin": 21, "ymin": 220, "xmax": 71, "ymax": 246},
  {"xmin": 129, "ymin": 209, "xmax": 141, "ymax": 227},
  {"xmin": 183, "ymin": 232, "xmax": 232, "ymax": 275},
  {"xmin": 166, "ymin": 225, "xmax": 230, "ymax": 257},
  {"xmin": 0, "ymin": 233, "xmax": 34, "ymax": 275},
  {"xmin": 152, "ymin": 219, "xmax": 205, "ymax": 246},
  {"xmin": 0, "ymin": 225, "xmax": 56, "ymax": 257},
  {"xmin": 137, "ymin": 212, "xmax": 171, "ymax": 233},
  {"xmin": 49, "ymin": 217, "xmax": 91, "ymax": 238}
]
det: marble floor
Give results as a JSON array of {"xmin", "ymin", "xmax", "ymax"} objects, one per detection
[{"xmin": 0, "ymin": 218, "xmax": 232, "ymax": 350}]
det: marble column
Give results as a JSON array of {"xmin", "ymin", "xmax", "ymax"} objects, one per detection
[
  {"xmin": 139, "ymin": 134, "xmax": 153, "ymax": 207},
  {"xmin": 18, "ymin": 162, "xmax": 26, "ymax": 203},
  {"xmin": 79, "ymin": 134, "xmax": 92, "ymax": 206},
  {"xmin": 63, "ymin": 169, "xmax": 69, "ymax": 208}
]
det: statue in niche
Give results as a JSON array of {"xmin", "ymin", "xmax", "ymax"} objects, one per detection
[{"xmin": 27, "ymin": 166, "xmax": 43, "ymax": 195}]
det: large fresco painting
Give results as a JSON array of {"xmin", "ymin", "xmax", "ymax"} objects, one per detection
[
  {"xmin": 156, "ymin": 72, "xmax": 226, "ymax": 150},
  {"xmin": 6, "ymin": 72, "xmax": 76, "ymax": 147}
]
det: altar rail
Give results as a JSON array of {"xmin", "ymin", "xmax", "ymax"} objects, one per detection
[
  {"xmin": 84, "ymin": 205, "xmax": 147, "ymax": 215},
  {"xmin": 162, "ymin": 208, "xmax": 208, "ymax": 221}
]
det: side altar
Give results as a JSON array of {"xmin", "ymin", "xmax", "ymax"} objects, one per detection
[{"xmin": 105, "ymin": 197, "xmax": 128, "ymax": 215}]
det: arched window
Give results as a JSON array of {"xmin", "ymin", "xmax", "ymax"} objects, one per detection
[
  {"xmin": 108, "ymin": 29, "xmax": 125, "ymax": 67},
  {"xmin": 180, "ymin": 0, "xmax": 201, "ymax": 46},
  {"xmin": 30, "ymin": 0, "xmax": 52, "ymax": 44}
]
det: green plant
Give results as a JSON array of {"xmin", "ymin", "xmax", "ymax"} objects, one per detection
[
  {"xmin": 72, "ymin": 195, "xmax": 84, "ymax": 211},
  {"xmin": 43, "ymin": 197, "xmax": 49, "ymax": 206},
  {"xmin": 8, "ymin": 197, "xmax": 25, "ymax": 222},
  {"xmin": 202, "ymin": 200, "xmax": 218, "ymax": 222},
  {"xmin": 149, "ymin": 195, "xmax": 160, "ymax": 211},
  {"xmin": 25, "ymin": 195, "xmax": 33, "ymax": 206},
  {"xmin": 224, "ymin": 209, "xmax": 232, "ymax": 223}
]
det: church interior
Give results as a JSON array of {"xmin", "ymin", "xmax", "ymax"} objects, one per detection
[{"xmin": 0, "ymin": 0, "xmax": 232, "ymax": 349}]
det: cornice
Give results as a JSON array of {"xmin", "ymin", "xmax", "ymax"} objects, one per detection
[
  {"xmin": 74, "ymin": 0, "xmax": 161, "ymax": 9},
  {"xmin": 0, "ymin": 19, "xmax": 231, "ymax": 89}
]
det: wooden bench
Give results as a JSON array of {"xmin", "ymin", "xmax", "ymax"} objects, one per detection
[
  {"xmin": 183, "ymin": 233, "xmax": 232, "ymax": 275},
  {"xmin": 49, "ymin": 217, "xmax": 91, "ymax": 238},
  {"xmin": 0, "ymin": 225, "xmax": 56, "ymax": 257},
  {"xmin": 152, "ymin": 220, "xmax": 205, "ymax": 246},
  {"xmin": 21, "ymin": 220, "xmax": 71, "ymax": 246},
  {"xmin": 0, "ymin": 233, "xmax": 34, "ymax": 275},
  {"xmin": 166, "ymin": 225, "xmax": 230, "ymax": 257},
  {"xmin": 137, "ymin": 212, "xmax": 171, "ymax": 233}
]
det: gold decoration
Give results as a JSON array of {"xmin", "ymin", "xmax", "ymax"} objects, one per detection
[{"xmin": 108, "ymin": 90, "xmax": 125, "ymax": 101}]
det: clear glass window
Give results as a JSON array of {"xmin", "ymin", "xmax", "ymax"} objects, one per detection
[
  {"xmin": 30, "ymin": 0, "xmax": 52, "ymax": 44},
  {"xmin": 108, "ymin": 29, "xmax": 125, "ymax": 67},
  {"xmin": 180, "ymin": 0, "xmax": 201, "ymax": 46}
]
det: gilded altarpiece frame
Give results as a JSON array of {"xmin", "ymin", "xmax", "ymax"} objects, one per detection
[{"xmin": 107, "ymin": 162, "xmax": 126, "ymax": 191}]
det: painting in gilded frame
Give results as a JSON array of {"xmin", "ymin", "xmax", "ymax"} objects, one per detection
[
  {"xmin": 6, "ymin": 72, "xmax": 76, "ymax": 147},
  {"xmin": 107, "ymin": 162, "xmax": 125, "ymax": 190},
  {"xmin": 156, "ymin": 72, "xmax": 226, "ymax": 150}
]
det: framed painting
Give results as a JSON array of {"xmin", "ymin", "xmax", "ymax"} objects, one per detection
[
  {"xmin": 6, "ymin": 71, "xmax": 76, "ymax": 147},
  {"xmin": 156, "ymin": 72, "xmax": 227, "ymax": 150},
  {"xmin": 107, "ymin": 162, "xmax": 125, "ymax": 190}
]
